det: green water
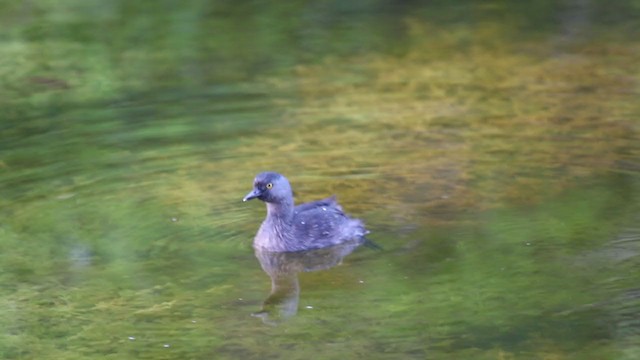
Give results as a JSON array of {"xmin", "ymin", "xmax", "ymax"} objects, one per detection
[{"xmin": 2, "ymin": 1, "xmax": 640, "ymax": 359}]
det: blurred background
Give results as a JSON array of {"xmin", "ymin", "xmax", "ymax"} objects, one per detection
[{"xmin": 1, "ymin": 0, "xmax": 639, "ymax": 359}]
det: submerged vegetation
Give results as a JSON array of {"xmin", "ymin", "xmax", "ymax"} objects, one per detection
[{"xmin": 0, "ymin": 0, "xmax": 639, "ymax": 359}]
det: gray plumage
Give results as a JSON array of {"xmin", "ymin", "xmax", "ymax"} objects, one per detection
[{"xmin": 243, "ymin": 172, "xmax": 369, "ymax": 252}]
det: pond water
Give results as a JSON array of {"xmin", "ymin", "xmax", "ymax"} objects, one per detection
[{"xmin": 1, "ymin": 1, "xmax": 640, "ymax": 359}]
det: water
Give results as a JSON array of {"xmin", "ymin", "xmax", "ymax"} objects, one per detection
[{"xmin": 1, "ymin": 1, "xmax": 640, "ymax": 359}]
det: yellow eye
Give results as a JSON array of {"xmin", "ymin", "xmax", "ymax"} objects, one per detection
[{"xmin": 266, "ymin": 183, "xmax": 273, "ymax": 189}]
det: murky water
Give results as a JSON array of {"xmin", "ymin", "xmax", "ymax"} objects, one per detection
[{"xmin": 1, "ymin": 1, "xmax": 640, "ymax": 359}]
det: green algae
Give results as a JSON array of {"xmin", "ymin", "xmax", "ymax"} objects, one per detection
[{"xmin": 1, "ymin": 1, "xmax": 639, "ymax": 359}]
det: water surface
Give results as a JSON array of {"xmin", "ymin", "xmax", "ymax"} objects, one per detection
[{"xmin": 1, "ymin": 1, "xmax": 639, "ymax": 359}]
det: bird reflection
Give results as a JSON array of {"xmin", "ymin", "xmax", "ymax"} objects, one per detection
[{"xmin": 252, "ymin": 239, "xmax": 365, "ymax": 325}]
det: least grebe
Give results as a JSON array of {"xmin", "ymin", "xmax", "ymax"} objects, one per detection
[{"xmin": 243, "ymin": 172, "xmax": 369, "ymax": 252}]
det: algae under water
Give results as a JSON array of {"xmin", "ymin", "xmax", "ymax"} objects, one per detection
[{"xmin": 1, "ymin": 1, "xmax": 639, "ymax": 359}]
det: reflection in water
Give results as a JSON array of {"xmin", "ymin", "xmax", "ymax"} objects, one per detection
[{"xmin": 252, "ymin": 239, "xmax": 365, "ymax": 325}]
